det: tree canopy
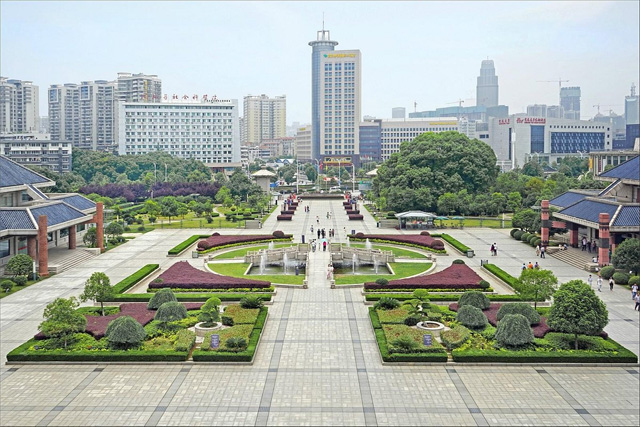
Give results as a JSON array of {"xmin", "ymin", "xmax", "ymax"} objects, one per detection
[{"xmin": 612, "ymin": 238, "xmax": 640, "ymax": 275}]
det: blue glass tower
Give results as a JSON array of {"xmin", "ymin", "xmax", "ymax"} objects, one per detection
[{"xmin": 309, "ymin": 29, "xmax": 338, "ymax": 160}]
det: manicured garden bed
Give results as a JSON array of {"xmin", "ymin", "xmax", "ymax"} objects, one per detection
[
  {"xmin": 349, "ymin": 232, "xmax": 445, "ymax": 253},
  {"xmin": 151, "ymin": 261, "xmax": 272, "ymax": 290},
  {"xmin": 365, "ymin": 293, "xmax": 525, "ymax": 302},
  {"xmin": 448, "ymin": 302, "xmax": 551, "ymax": 338},
  {"xmin": 197, "ymin": 232, "xmax": 292, "ymax": 252},
  {"xmin": 277, "ymin": 215, "xmax": 293, "ymax": 220},
  {"xmin": 439, "ymin": 234, "xmax": 471, "ymax": 254},
  {"xmin": 348, "ymin": 243, "xmax": 427, "ymax": 259},
  {"xmin": 208, "ymin": 263, "xmax": 305, "ymax": 285},
  {"xmin": 168, "ymin": 235, "xmax": 211, "ymax": 256},
  {"xmin": 348, "ymin": 214, "xmax": 364, "ymax": 220},
  {"xmin": 364, "ymin": 263, "xmax": 483, "ymax": 290},
  {"xmin": 212, "ymin": 243, "xmax": 296, "ymax": 259},
  {"xmin": 334, "ymin": 262, "xmax": 432, "ymax": 285}
]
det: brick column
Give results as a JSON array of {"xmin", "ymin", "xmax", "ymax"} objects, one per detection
[
  {"xmin": 569, "ymin": 223, "xmax": 579, "ymax": 248},
  {"xmin": 598, "ymin": 213, "xmax": 610, "ymax": 267},
  {"xmin": 540, "ymin": 200, "xmax": 550, "ymax": 246},
  {"xmin": 68, "ymin": 226, "xmax": 76, "ymax": 249},
  {"xmin": 27, "ymin": 236, "xmax": 37, "ymax": 260},
  {"xmin": 95, "ymin": 202, "xmax": 104, "ymax": 252},
  {"xmin": 37, "ymin": 215, "xmax": 49, "ymax": 277}
]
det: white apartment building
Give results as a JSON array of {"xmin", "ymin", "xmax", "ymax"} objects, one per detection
[
  {"xmin": 48, "ymin": 80, "xmax": 117, "ymax": 151},
  {"xmin": 320, "ymin": 50, "xmax": 362, "ymax": 157},
  {"xmin": 294, "ymin": 125, "xmax": 312, "ymax": 161},
  {"xmin": 117, "ymin": 72, "xmax": 162, "ymax": 103},
  {"xmin": 0, "ymin": 77, "xmax": 39, "ymax": 134},
  {"xmin": 488, "ymin": 115, "xmax": 613, "ymax": 169},
  {"xmin": 380, "ymin": 118, "xmax": 459, "ymax": 160},
  {"xmin": 243, "ymin": 95, "xmax": 286, "ymax": 145},
  {"xmin": 0, "ymin": 133, "xmax": 72, "ymax": 173},
  {"xmin": 117, "ymin": 100, "xmax": 240, "ymax": 164}
]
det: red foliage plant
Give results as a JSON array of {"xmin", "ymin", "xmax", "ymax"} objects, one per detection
[
  {"xmin": 448, "ymin": 302, "xmax": 551, "ymax": 338},
  {"xmin": 364, "ymin": 264, "xmax": 482, "ymax": 290},
  {"xmin": 197, "ymin": 233, "xmax": 284, "ymax": 251},
  {"xmin": 352, "ymin": 233, "xmax": 444, "ymax": 251},
  {"xmin": 348, "ymin": 214, "xmax": 364, "ymax": 220},
  {"xmin": 149, "ymin": 261, "xmax": 271, "ymax": 290}
]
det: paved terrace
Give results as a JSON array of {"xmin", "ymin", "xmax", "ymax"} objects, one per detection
[{"xmin": 0, "ymin": 198, "xmax": 638, "ymax": 426}]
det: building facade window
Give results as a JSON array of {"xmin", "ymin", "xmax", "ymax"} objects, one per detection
[{"xmin": 530, "ymin": 125, "xmax": 545, "ymax": 153}]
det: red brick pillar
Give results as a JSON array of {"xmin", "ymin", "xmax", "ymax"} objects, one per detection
[
  {"xmin": 27, "ymin": 236, "xmax": 37, "ymax": 260},
  {"xmin": 68, "ymin": 226, "xmax": 76, "ymax": 249},
  {"xmin": 569, "ymin": 223, "xmax": 579, "ymax": 248},
  {"xmin": 598, "ymin": 213, "xmax": 610, "ymax": 267},
  {"xmin": 95, "ymin": 202, "xmax": 104, "ymax": 252},
  {"xmin": 37, "ymin": 215, "xmax": 49, "ymax": 277},
  {"xmin": 540, "ymin": 200, "xmax": 550, "ymax": 246}
]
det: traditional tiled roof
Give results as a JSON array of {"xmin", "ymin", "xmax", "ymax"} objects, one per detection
[
  {"xmin": 0, "ymin": 156, "xmax": 52, "ymax": 188},
  {"xmin": 0, "ymin": 210, "xmax": 35, "ymax": 231},
  {"xmin": 53, "ymin": 195, "xmax": 96, "ymax": 211},
  {"xmin": 558, "ymin": 199, "xmax": 619, "ymax": 224},
  {"xmin": 599, "ymin": 156, "xmax": 639, "ymax": 181},
  {"xmin": 549, "ymin": 191, "xmax": 597, "ymax": 208},
  {"xmin": 612, "ymin": 206, "xmax": 640, "ymax": 227},
  {"xmin": 30, "ymin": 203, "xmax": 87, "ymax": 227}
]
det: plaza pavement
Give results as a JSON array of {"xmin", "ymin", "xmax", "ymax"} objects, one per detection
[{"xmin": 0, "ymin": 198, "xmax": 638, "ymax": 426}]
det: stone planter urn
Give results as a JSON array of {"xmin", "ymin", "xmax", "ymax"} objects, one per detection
[
  {"xmin": 417, "ymin": 321, "xmax": 445, "ymax": 339},
  {"xmin": 195, "ymin": 322, "xmax": 222, "ymax": 337}
]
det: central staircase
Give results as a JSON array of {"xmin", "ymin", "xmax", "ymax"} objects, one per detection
[{"xmin": 548, "ymin": 246, "xmax": 597, "ymax": 270}]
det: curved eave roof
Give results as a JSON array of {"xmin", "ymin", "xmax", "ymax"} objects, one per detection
[
  {"xmin": 598, "ymin": 156, "xmax": 639, "ymax": 182},
  {"xmin": 0, "ymin": 155, "xmax": 53, "ymax": 188}
]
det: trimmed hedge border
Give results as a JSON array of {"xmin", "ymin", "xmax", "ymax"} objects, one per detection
[
  {"xmin": 365, "ymin": 293, "xmax": 528, "ymax": 302},
  {"xmin": 111, "ymin": 264, "xmax": 159, "ymax": 294},
  {"xmin": 482, "ymin": 263, "xmax": 518, "ymax": 289},
  {"xmin": 192, "ymin": 307, "xmax": 267, "ymax": 362},
  {"xmin": 109, "ymin": 292, "xmax": 273, "ymax": 303},
  {"xmin": 349, "ymin": 238, "xmax": 446, "ymax": 254},
  {"xmin": 168, "ymin": 235, "xmax": 210, "ymax": 256},
  {"xmin": 439, "ymin": 233, "xmax": 471, "ymax": 254},
  {"xmin": 197, "ymin": 238, "xmax": 293, "ymax": 255},
  {"xmin": 452, "ymin": 337, "xmax": 637, "ymax": 363},
  {"xmin": 369, "ymin": 308, "xmax": 448, "ymax": 363}
]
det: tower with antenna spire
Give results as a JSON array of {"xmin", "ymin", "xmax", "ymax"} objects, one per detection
[{"xmin": 625, "ymin": 83, "xmax": 639, "ymax": 126}]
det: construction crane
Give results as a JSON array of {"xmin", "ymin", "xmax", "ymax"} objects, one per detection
[
  {"xmin": 447, "ymin": 99, "xmax": 465, "ymax": 107},
  {"xmin": 593, "ymin": 104, "xmax": 621, "ymax": 115},
  {"xmin": 537, "ymin": 78, "xmax": 569, "ymax": 91}
]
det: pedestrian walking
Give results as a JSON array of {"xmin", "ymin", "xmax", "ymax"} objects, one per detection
[
  {"xmin": 493, "ymin": 243, "xmax": 498, "ymax": 256},
  {"xmin": 591, "ymin": 240, "xmax": 597, "ymax": 253},
  {"xmin": 535, "ymin": 244, "xmax": 540, "ymax": 257},
  {"xmin": 522, "ymin": 263, "xmax": 527, "ymax": 271},
  {"xmin": 327, "ymin": 263, "xmax": 333, "ymax": 279},
  {"xmin": 635, "ymin": 293, "xmax": 640, "ymax": 311},
  {"xmin": 317, "ymin": 229, "xmax": 321, "ymax": 239},
  {"xmin": 587, "ymin": 240, "xmax": 592, "ymax": 253},
  {"xmin": 609, "ymin": 277, "xmax": 615, "ymax": 291},
  {"xmin": 490, "ymin": 244, "xmax": 495, "ymax": 256},
  {"xmin": 582, "ymin": 237, "xmax": 587, "ymax": 251},
  {"xmin": 323, "ymin": 240, "xmax": 327, "ymax": 252},
  {"xmin": 311, "ymin": 225, "xmax": 314, "ymax": 233},
  {"xmin": 540, "ymin": 245, "xmax": 546, "ymax": 259},
  {"xmin": 631, "ymin": 283, "xmax": 638, "ymax": 300},
  {"xmin": 597, "ymin": 276, "xmax": 603, "ymax": 292},
  {"xmin": 587, "ymin": 274, "xmax": 593, "ymax": 288}
]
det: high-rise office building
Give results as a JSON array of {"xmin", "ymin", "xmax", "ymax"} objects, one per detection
[
  {"xmin": 476, "ymin": 60, "xmax": 499, "ymax": 108},
  {"xmin": 48, "ymin": 80, "xmax": 117, "ymax": 151},
  {"xmin": 116, "ymin": 72, "xmax": 162, "ymax": 103},
  {"xmin": 527, "ymin": 104, "xmax": 547, "ymax": 117},
  {"xmin": 320, "ymin": 49, "xmax": 362, "ymax": 158},
  {"xmin": 294, "ymin": 125, "xmax": 312, "ymax": 161},
  {"xmin": 391, "ymin": 107, "xmax": 406, "ymax": 119},
  {"xmin": 243, "ymin": 94, "xmax": 286, "ymax": 146},
  {"xmin": 0, "ymin": 77, "xmax": 39, "ymax": 134},
  {"xmin": 560, "ymin": 86, "xmax": 581, "ymax": 120},
  {"xmin": 309, "ymin": 28, "xmax": 339, "ymax": 160},
  {"xmin": 625, "ymin": 83, "xmax": 639, "ymax": 125}
]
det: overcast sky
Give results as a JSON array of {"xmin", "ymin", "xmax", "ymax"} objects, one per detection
[{"xmin": 2, "ymin": 1, "xmax": 638, "ymax": 124}]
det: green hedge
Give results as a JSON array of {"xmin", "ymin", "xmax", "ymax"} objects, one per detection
[
  {"xmin": 168, "ymin": 234, "xmax": 211, "ymax": 255},
  {"xmin": 440, "ymin": 234, "xmax": 471, "ymax": 254},
  {"xmin": 147, "ymin": 287, "xmax": 275, "ymax": 294},
  {"xmin": 364, "ymin": 288, "xmax": 494, "ymax": 294},
  {"xmin": 482, "ymin": 263, "xmax": 518, "ymax": 288},
  {"xmin": 452, "ymin": 337, "xmax": 637, "ymax": 363},
  {"xmin": 369, "ymin": 308, "xmax": 448, "ymax": 363},
  {"xmin": 6, "ymin": 339, "xmax": 188, "ymax": 362},
  {"xmin": 111, "ymin": 264, "xmax": 159, "ymax": 294},
  {"xmin": 109, "ymin": 292, "xmax": 273, "ymax": 303},
  {"xmin": 365, "ymin": 293, "xmax": 527, "ymax": 302},
  {"xmin": 192, "ymin": 307, "xmax": 267, "ymax": 362},
  {"xmin": 196, "ymin": 238, "xmax": 293, "ymax": 255}
]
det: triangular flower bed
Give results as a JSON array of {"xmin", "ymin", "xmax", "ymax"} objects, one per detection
[
  {"xmin": 150, "ymin": 261, "xmax": 271, "ymax": 290},
  {"xmin": 364, "ymin": 263, "xmax": 481, "ymax": 290},
  {"xmin": 351, "ymin": 233, "xmax": 445, "ymax": 251}
]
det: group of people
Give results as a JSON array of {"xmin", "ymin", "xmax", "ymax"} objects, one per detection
[
  {"xmin": 312, "ymin": 227, "xmax": 336, "ymax": 240},
  {"xmin": 581, "ymin": 236, "xmax": 597, "ymax": 253},
  {"xmin": 489, "ymin": 243, "xmax": 498, "ymax": 256},
  {"xmin": 522, "ymin": 262, "xmax": 541, "ymax": 270},
  {"xmin": 304, "ymin": 205, "xmax": 310, "ymax": 213},
  {"xmin": 587, "ymin": 273, "xmax": 614, "ymax": 292},
  {"xmin": 535, "ymin": 244, "xmax": 547, "ymax": 258}
]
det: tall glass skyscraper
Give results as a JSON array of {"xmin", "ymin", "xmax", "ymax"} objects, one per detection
[{"xmin": 309, "ymin": 29, "xmax": 338, "ymax": 160}]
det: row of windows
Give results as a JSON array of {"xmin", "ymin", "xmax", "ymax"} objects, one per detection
[
  {"xmin": 125, "ymin": 138, "xmax": 233, "ymax": 143},
  {"xmin": 549, "ymin": 125, "xmax": 607, "ymax": 130}
]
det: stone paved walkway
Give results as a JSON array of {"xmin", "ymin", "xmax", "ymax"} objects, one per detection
[{"xmin": 0, "ymin": 198, "xmax": 638, "ymax": 426}]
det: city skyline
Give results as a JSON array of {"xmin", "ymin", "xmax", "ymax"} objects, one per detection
[{"xmin": 1, "ymin": 1, "xmax": 638, "ymax": 124}]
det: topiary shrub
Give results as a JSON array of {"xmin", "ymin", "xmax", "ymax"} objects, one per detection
[
  {"xmin": 513, "ymin": 230, "xmax": 524, "ymax": 240},
  {"xmin": 198, "ymin": 296, "xmax": 221, "ymax": 327},
  {"xmin": 628, "ymin": 276, "xmax": 640, "ymax": 287},
  {"xmin": 221, "ymin": 315, "xmax": 234, "ymax": 326},
  {"xmin": 374, "ymin": 297, "xmax": 401, "ymax": 310},
  {"xmin": 528, "ymin": 235, "xmax": 538, "ymax": 245},
  {"xmin": 452, "ymin": 259, "xmax": 466, "ymax": 265},
  {"xmin": 457, "ymin": 305, "xmax": 488, "ymax": 329},
  {"xmin": 147, "ymin": 288, "xmax": 177, "ymax": 309},
  {"xmin": 496, "ymin": 303, "xmax": 540, "ymax": 325},
  {"xmin": 510, "ymin": 229, "xmax": 519, "ymax": 238},
  {"xmin": 420, "ymin": 231, "xmax": 431, "ymax": 236},
  {"xmin": 478, "ymin": 280, "xmax": 490, "ymax": 290},
  {"xmin": 155, "ymin": 302, "xmax": 188, "ymax": 327},
  {"xmin": 441, "ymin": 325, "xmax": 470, "ymax": 349},
  {"xmin": 240, "ymin": 295, "xmax": 264, "ymax": 309},
  {"xmin": 105, "ymin": 316, "xmax": 146, "ymax": 349},
  {"xmin": 225, "ymin": 337, "xmax": 248, "ymax": 352},
  {"xmin": 212, "ymin": 232, "xmax": 221, "ymax": 236},
  {"xmin": 272, "ymin": 230, "xmax": 285, "ymax": 238},
  {"xmin": 2, "ymin": 279, "xmax": 15, "ymax": 293},
  {"xmin": 612, "ymin": 272, "xmax": 630, "ymax": 285},
  {"xmin": 495, "ymin": 314, "xmax": 534, "ymax": 348},
  {"xmin": 375, "ymin": 278, "xmax": 389, "ymax": 286},
  {"xmin": 404, "ymin": 315, "xmax": 420, "ymax": 326},
  {"xmin": 520, "ymin": 232, "xmax": 531, "ymax": 242},
  {"xmin": 458, "ymin": 291, "xmax": 490, "ymax": 310},
  {"xmin": 426, "ymin": 311, "xmax": 442, "ymax": 322},
  {"xmin": 599, "ymin": 266, "xmax": 615, "ymax": 280},
  {"xmin": 355, "ymin": 232, "xmax": 365, "ymax": 238},
  {"xmin": 389, "ymin": 335, "xmax": 419, "ymax": 354},
  {"xmin": 137, "ymin": 226, "xmax": 146, "ymax": 232},
  {"xmin": 534, "ymin": 238, "xmax": 541, "ymax": 248},
  {"xmin": 13, "ymin": 275, "xmax": 27, "ymax": 286}
]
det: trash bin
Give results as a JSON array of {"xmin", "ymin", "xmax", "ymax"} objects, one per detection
[
  {"xmin": 466, "ymin": 250, "xmax": 475, "ymax": 258},
  {"xmin": 351, "ymin": 229, "xmax": 356, "ymax": 235},
  {"xmin": 377, "ymin": 222, "xmax": 380, "ymax": 228},
  {"xmin": 192, "ymin": 251, "xmax": 199, "ymax": 258},
  {"xmin": 302, "ymin": 235, "xmax": 305, "ymax": 243}
]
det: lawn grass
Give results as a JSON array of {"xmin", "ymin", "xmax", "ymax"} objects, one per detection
[
  {"xmin": 334, "ymin": 262, "xmax": 432, "ymax": 285},
  {"xmin": 208, "ymin": 263, "xmax": 305, "ymax": 285},
  {"xmin": 348, "ymin": 243, "xmax": 427, "ymax": 259},
  {"xmin": 0, "ymin": 276, "xmax": 52, "ymax": 299},
  {"xmin": 213, "ymin": 243, "xmax": 297, "ymax": 259}
]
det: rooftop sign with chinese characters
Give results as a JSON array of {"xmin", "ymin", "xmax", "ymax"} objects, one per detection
[
  {"xmin": 324, "ymin": 53, "xmax": 357, "ymax": 58},
  {"xmin": 161, "ymin": 94, "xmax": 232, "ymax": 103}
]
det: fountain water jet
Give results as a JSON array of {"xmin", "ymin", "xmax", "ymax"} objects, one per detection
[
  {"xmin": 352, "ymin": 253, "xmax": 358, "ymax": 274},
  {"xmin": 268, "ymin": 241, "xmax": 275, "ymax": 250},
  {"xmin": 373, "ymin": 258, "xmax": 379, "ymax": 274},
  {"xmin": 259, "ymin": 253, "xmax": 266, "ymax": 275},
  {"xmin": 283, "ymin": 253, "xmax": 289, "ymax": 275},
  {"xmin": 365, "ymin": 238, "xmax": 372, "ymax": 250}
]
